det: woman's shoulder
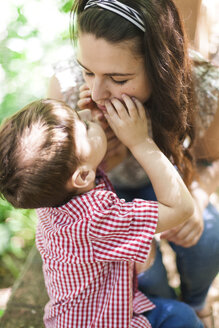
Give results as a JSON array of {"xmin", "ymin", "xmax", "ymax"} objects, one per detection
[
  {"xmin": 51, "ymin": 51, "xmax": 84, "ymax": 108},
  {"xmin": 190, "ymin": 49, "xmax": 219, "ymax": 137}
]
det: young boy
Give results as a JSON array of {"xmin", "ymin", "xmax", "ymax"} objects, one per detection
[{"xmin": 0, "ymin": 96, "xmax": 194, "ymax": 328}]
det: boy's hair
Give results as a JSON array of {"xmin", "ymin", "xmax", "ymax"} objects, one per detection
[{"xmin": 0, "ymin": 99, "xmax": 80, "ymax": 209}]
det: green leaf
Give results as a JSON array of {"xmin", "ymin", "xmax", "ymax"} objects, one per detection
[
  {"xmin": 0, "ymin": 309, "xmax": 4, "ymax": 318},
  {"xmin": 0, "ymin": 224, "xmax": 10, "ymax": 255},
  {"xmin": 17, "ymin": 7, "xmax": 28, "ymax": 24},
  {"xmin": 60, "ymin": 1, "xmax": 73, "ymax": 13},
  {"xmin": 2, "ymin": 254, "xmax": 20, "ymax": 278}
]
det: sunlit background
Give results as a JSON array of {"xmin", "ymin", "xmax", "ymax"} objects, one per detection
[
  {"xmin": 195, "ymin": 0, "xmax": 219, "ymax": 61},
  {"xmin": 0, "ymin": 0, "xmax": 73, "ymax": 122},
  {"xmin": 1, "ymin": 0, "xmax": 219, "ymax": 122},
  {"xmin": 0, "ymin": 0, "xmax": 73, "ymax": 316},
  {"xmin": 0, "ymin": 0, "xmax": 219, "ymax": 320}
]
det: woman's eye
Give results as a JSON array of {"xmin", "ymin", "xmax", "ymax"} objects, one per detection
[
  {"xmin": 112, "ymin": 79, "xmax": 128, "ymax": 85},
  {"xmin": 84, "ymin": 71, "xmax": 127, "ymax": 85},
  {"xmin": 84, "ymin": 71, "xmax": 94, "ymax": 77}
]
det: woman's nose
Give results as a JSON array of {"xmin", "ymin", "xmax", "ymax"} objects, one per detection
[{"xmin": 91, "ymin": 78, "xmax": 110, "ymax": 103}]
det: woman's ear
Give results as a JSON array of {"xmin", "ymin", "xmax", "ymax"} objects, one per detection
[{"xmin": 67, "ymin": 165, "xmax": 95, "ymax": 190}]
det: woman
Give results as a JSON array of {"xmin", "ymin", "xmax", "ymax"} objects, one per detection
[{"xmin": 48, "ymin": 0, "xmax": 219, "ymax": 326}]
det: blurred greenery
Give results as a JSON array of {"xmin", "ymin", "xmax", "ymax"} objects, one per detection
[
  {"xmin": 0, "ymin": 198, "xmax": 37, "ymax": 257},
  {"xmin": 0, "ymin": 0, "xmax": 74, "ymax": 122},
  {"xmin": 0, "ymin": 0, "xmax": 74, "ymax": 290}
]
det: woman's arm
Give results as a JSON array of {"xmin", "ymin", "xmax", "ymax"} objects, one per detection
[{"xmin": 161, "ymin": 102, "xmax": 219, "ymax": 247}]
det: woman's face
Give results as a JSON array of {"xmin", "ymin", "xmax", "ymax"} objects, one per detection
[{"xmin": 77, "ymin": 33, "xmax": 152, "ymax": 111}]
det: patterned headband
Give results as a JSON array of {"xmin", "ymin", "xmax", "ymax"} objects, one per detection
[{"xmin": 84, "ymin": 0, "xmax": 145, "ymax": 33}]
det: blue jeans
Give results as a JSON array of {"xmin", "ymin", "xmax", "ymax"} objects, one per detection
[
  {"xmin": 115, "ymin": 183, "xmax": 219, "ymax": 323},
  {"xmin": 138, "ymin": 202, "xmax": 219, "ymax": 309},
  {"xmin": 144, "ymin": 297, "xmax": 204, "ymax": 328}
]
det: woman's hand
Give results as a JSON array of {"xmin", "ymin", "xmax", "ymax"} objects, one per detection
[{"xmin": 160, "ymin": 195, "xmax": 204, "ymax": 247}]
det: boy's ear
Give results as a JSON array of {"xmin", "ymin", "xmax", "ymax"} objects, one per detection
[{"xmin": 67, "ymin": 166, "xmax": 95, "ymax": 190}]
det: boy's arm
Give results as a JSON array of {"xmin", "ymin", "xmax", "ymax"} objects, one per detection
[{"xmin": 105, "ymin": 95, "xmax": 194, "ymax": 234}]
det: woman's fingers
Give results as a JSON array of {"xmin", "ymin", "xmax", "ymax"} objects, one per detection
[{"xmin": 160, "ymin": 212, "xmax": 204, "ymax": 248}]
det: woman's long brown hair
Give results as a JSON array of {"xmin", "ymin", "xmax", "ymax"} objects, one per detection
[{"xmin": 71, "ymin": 0, "xmax": 196, "ymax": 186}]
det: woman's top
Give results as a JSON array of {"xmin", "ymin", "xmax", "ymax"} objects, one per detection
[{"xmin": 52, "ymin": 50, "xmax": 219, "ymax": 188}]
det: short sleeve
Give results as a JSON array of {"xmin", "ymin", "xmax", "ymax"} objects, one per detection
[{"xmin": 89, "ymin": 191, "xmax": 158, "ymax": 263}]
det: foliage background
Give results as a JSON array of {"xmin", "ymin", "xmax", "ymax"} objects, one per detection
[
  {"xmin": 0, "ymin": 0, "xmax": 74, "ymax": 295},
  {"xmin": 0, "ymin": 0, "xmax": 219, "ymax": 323}
]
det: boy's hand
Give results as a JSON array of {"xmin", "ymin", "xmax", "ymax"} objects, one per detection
[{"xmin": 104, "ymin": 95, "xmax": 148, "ymax": 150}]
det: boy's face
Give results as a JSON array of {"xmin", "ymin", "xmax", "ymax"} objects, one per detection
[{"xmin": 74, "ymin": 109, "xmax": 107, "ymax": 169}]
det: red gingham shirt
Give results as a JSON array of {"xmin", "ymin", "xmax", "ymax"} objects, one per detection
[{"xmin": 36, "ymin": 170, "xmax": 158, "ymax": 328}]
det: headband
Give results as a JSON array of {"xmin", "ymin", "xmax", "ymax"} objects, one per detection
[{"xmin": 84, "ymin": 0, "xmax": 145, "ymax": 33}]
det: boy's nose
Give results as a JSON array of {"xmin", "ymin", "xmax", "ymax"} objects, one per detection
[{"xmin": 78, "ymin": 109, "xmax": 92, "ymax": 122}]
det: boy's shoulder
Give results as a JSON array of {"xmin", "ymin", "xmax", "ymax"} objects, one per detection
[
  {"xmin": 77, "ymin": 170, "xmax": 118, "ymax": 211},
  {"xmin": 37, "ymin": 170, "xmax": 117, "ymax": 218}
]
